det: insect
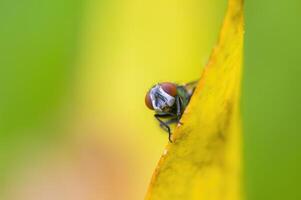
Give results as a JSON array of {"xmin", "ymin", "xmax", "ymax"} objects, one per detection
[{"xmin": 145, "ymin": 81, "xmax": 198, "ymax": 142}]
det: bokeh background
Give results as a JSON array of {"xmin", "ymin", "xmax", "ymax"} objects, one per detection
[
  {"xmin": 0, "ymin": 0, "xmax": 300, "ymax": 200},
  {"xmin": 243, "ymin": 0, "xmax": 301, "ymax": 200}
]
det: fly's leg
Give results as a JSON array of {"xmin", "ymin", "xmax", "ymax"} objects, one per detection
[
  {"xmin": 158, "ymin": 117, "xmax": 178, "ymax": 135},
  {"xmin": 154, "ymin": 114, "xmax": 174, "ymax": 142},
  {"xmin": 176, "ymin": 96, "xmax": 183, "ymax": 125},
  {"xmin": 164, "ymin": 118, "xmax": 178, "ymax": 125}
]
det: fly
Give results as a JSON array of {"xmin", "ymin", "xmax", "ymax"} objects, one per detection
[{"xmin": 145, "ymin": 80, "xmax": 198, "ymax": 142}]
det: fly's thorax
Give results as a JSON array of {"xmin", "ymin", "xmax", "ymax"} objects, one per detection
[{"xmin": 176, "ymin": 86, "xmax": 191, "ymax": 110}]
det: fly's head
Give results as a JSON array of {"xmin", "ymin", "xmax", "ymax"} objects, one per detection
[{"xmin": 145, "ymin": 82, "xmax": 177, "ymax": 113}]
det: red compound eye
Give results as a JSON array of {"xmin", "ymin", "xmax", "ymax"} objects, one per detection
[
  {"xmin": 145, "ymin": 91, "xmax": 154, "ymax": 110},
  {"xmin": 160, "ymin": 82, "xmax": 177, "ymax": 97}
]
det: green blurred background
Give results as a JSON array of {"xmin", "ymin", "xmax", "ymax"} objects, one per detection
[
  {"xmin": 243, "ymin": 0, "xmax": 301, "ymax": 200},
  {"xmin": 0, "ymin": 0, "xmax": 300, "ymax": 199}
]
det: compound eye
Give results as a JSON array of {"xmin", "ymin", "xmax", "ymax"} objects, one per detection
[
  {"xmin": 160, "ymin": 82, "xmax": 177, "ymax": 97},
  {"xmin": 145, "ymin": 91, "xmax": 154, "ymax": 110}
]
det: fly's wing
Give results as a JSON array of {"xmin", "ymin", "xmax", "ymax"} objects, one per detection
[
  {"xmin": 183, "ymin": 80, "xmax": 198, "ymax": 97},
  {"xmin": 176, "ymin": 80, "xmax": 198, "ymax": 109}
]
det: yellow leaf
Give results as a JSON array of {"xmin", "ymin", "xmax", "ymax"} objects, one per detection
[{"xmin": 145, "ymin": 0, "xmax": 244, "ymax": 199}]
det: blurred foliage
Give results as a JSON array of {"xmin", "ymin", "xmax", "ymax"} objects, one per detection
[
  {"xmin": 0, "ymin": 0, "xmax": 83, "ymax": 192},
  {"xmin": 243, "ymin": 0, "xmax": 301, "ymax": 200},
  {"xmin": 0, "ymin": 0, "xmax": 82, "ymax": 133}
]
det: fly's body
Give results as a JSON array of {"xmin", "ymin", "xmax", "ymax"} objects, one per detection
[{"xmin": 145, "ymin": 81, "xmax": 197, "ymax": 142}]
